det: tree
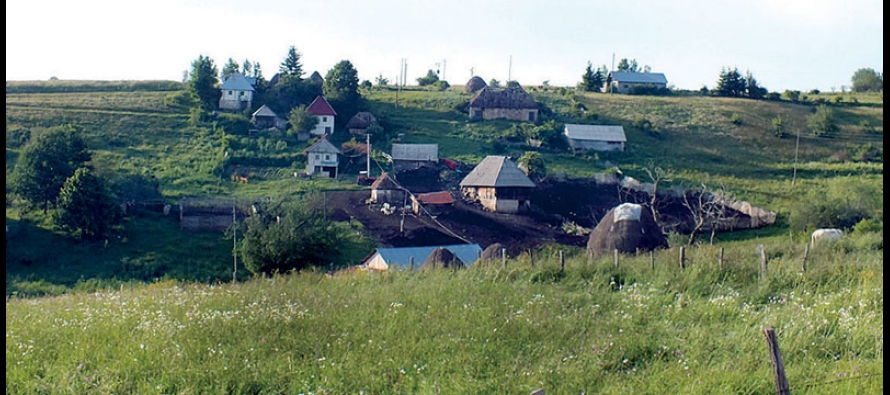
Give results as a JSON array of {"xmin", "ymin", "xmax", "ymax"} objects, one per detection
[
  {"xmin": 745, "ymin": 71, "xmax": 767, "ymax": 99},
  {"xmin": 222, "ymin": 57, "xmax": 240, "ymax": 80},
  {"xmin": 715, "ymin": 67, "xmax": 747, "ymax": 97},
  {"xmin": 807, "ymin": 105, "xmax": 839, "ymax": 137},
  {"xmin": 323, "ymin": 60, "xmax": 361, "ymax": 110},
  {"xmin": 417, "ymin": 69, "xmax": 439, "ymax": 86},
  {"xmin": 53, "ymin": 167, "xmax": 119, "ymax": 241},
  {"xmin": 187, "ymin": 55, "xmax": 220, "ymax": 110},
  {"xmin": 851, "ymin": 68, "xmax": 882, "ymax": 92},
  {"xmin": 375, "ymin": 74, "xmax": 389, "ymax": 86},
  {"xmin": 239, "ymin": 194, "xmax": 345, "ymax": 275},
  {"xmin": 287, "ymin": 105, "xmax": 318, "ymax": 136},
  {"xmin": 617, "ymin": 58, "xmax": 640, "ymax": 72},
  {"xmin": 517, "ymin": 152, "xmax": 546, "ymax": 181},
  {"xmin": 280, "ymin": 46, "xmax": 304, "ymax": 78},
  {"xmin": 241, "ymin": 59, "xmax": 253, "ymax": 76},
  {"xmin": 489, "ymin": 79, "xmax": 501, "ymax": 88},
  {"xmin": 580, "ymin": 62, "xmax": 605, "ymax": 92},
  {"xmin": 12, "ymin": 125, "xmax": 91, "ymax": 213}
]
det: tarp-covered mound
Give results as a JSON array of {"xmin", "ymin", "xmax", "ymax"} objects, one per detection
[
  {"xmin": 587, "ymin": 203, "xmax": 667, "ymax": 257},
  {"xmin": 421, "ymin": 247, "xmax": 465, "ymax": 270}
]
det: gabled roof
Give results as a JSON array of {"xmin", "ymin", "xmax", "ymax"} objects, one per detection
[
  {"xmin": 391, "ymin": 144, "xmax": 438, "ymax": 162},
  {"xmin": 307, "ymin": 95, "xmax": 337, "ymax": 116},
  {"xmin": 220, "ymin": 72, "xmax": 255, "ymax": 91},
  {"xmin": 416, "ymin": 191, "xmax": 454, "ymax": 205},
  {"xmin": 251, "ymin": 104, "xmax": 279, "ymax": 118},
  {"xmin": 370, "ymin": 172, "xmax": 401, "ymax": 190},
  {"xmin": 608, "ymin": 71, "xmax": 668, "ymax": 85},
  {"xmin": 460, "ymin": 156, "xmax": 535, "ymax": 188},
  {"xmin": 304, "ymin": 137, "xmax": 341, "ymax": 154},
  {"xmin": 564, "ymin": 124, "xmax": 627, "ymax": 142},
  {"xmin": 309, "ymin": 71, "xmax": 324, "ymax": 85},
  {"xmin": 363, "ymin": 244, "xmax": 482, "ymax": 270},
  {"xmin": 469, "ymin": 86, "xmax": 537, "ymax": 109}
]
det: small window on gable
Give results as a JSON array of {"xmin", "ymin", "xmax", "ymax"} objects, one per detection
[
  {"xmin": 315, "ymin": 154, "xmax": 320, "ymax": 160},
  {"xmin": 322, "ymin": 117, "xmax": 327, "ymax": 122},
  {"xmin": 325, "ymin": 154, "xmax": 330, "ymax": 160}
]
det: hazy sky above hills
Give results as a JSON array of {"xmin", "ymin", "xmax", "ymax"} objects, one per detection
[{"xmin": 6, "ymin": 0, "xmax": 883, "ymax": 92}]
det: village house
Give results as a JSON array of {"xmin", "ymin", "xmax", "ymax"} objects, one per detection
[
  {"xmin": 460, "ymin": 156, "xmax": 536, "ymax": 213},
  {"xmin": 361, "ymin": 244, "xmax": 482, "ymax": 271},
  {"xmin": 604, "ymin": 71, "xmax": 668, "ymax": 94},
  {"xmin": 564, "ymin": 124, "xmax": 627, "ymax": 152},
  {"xmin": 218, "ymin": 72, "xmax": 255, "ymax": 111},
  {"xmin": 468, "ymin": 86, "xmax": 538, "ymax": 122},
  {"xmin": 250, "ymin": 104, "xmax": 288, "ymax": 130},
  {"xmin": 306, "ymin": 95, "xmax": 337, "ymax": 136},
  {"xmin": 391, "ymin": 144, "xmax": 439, "ymax": 173},
  {"xmin": 304, "ymin": 136, "xmax": 340, "ymax": 178},
  {"xmin": 370, "ymin": 172, "xmax": 407, "ymax": 206}
]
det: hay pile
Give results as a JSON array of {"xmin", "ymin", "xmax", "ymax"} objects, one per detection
[
  {"xmin": 464, "ymin": 76, "xmax": 487, "ymax": 93},
  {"xmin": 586, "ymin": 203, "xmax": 667, "ymax": 257},
  {"xmin": 421, "ymin": 247, "xmax": 465, "ymax": 270},
  {"xmin": 480, "ymin": 243, "xmax": 507, "ymax": 261}
]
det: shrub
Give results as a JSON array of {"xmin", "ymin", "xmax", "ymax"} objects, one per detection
[
  {"xmin": 807, "ymin": 105, "xmax": 838, "ymax": 137},
  {"xmin": 729, "ymin": 113, "xmax": 743, "ymax": 126}
]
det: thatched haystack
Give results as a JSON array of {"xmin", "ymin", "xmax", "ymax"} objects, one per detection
[
  {"xmin": 480, "ymin": 243, "xmax": 507, "ymax": 261},
  {"xmin": 465, "ymin": 76, "xmax": 487, "ymax": 93},
  {"xmin": 421, "ymin": 247, "xmax": 465, "ymax": 270},
  {"xmin": 586, "ymin": 203, "xmax": 666, "ymax": 257},
  {"xmin": 346, "ymin": 112, "xmax": 377, "ymax": 134}
]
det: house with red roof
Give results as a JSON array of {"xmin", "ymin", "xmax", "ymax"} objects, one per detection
[{"xmin": 306, "ymin": 95, "xmax": 337, "ymax": 136}]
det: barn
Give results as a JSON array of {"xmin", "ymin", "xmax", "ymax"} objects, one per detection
[
  {"xmin": 361, "ymin": 244, "xmax": 482, "ymax": 271},
  {"xmin": 391, "ymin": 144, "xmax": 439, "ymax": 173},
  {"xmin": 468, "ymin": 86, "xmax": 538, "ymax": 122},
  {"xmin": 604, "ymin": 71, "xmax": 668, "ymax": 94},
  {"xmin": 564, "ymin": 124, "xmax": 627, "ymax": 152},
  {"xmin": 460, "ymin": 156, "xmax": 536, "ymax": 213},
  {"xmin": 251, "ymin": 105, "xmax": 287, "ymax": 130}
]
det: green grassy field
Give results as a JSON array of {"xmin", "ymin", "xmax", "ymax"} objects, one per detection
[{"xmin": 5, "ymin": 80, "xmax": 883, "ymax": 393}]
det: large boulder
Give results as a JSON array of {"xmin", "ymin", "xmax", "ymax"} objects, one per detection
[{"xmin": 586, "ymin": 203, "xmax": 667, "ymax": 257}]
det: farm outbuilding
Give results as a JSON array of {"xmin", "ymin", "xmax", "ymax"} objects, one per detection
[
  {"xmin": 179, "ymin": 197, "xmax": 247, "ymax": 232},
  {"xmin": 391, "ymin": 144, "xmax": 439, "ymax": 173},
  {"xmin": 604, "ymin": 71, "xmax": 668, "ymax": 94},
  {"xmin": 361, "ymin": 244, "xmax": 482, "ymax": 271},
  {"xmin": 564, "ymin": 124, "xmax": 627, "ymax": 152},
  {"xmin": 468, "ymin": 86, "xmax": 538, "ymax": 122},
  {"xmin": 460, "ymin": 156, "xmax": 536, "ymax": 213},
  {"xmin": 411, "ymin": 191, "xmax": 454, "ymax": 215},
  {"xmin": 370, "ymin": 172, "xmax": 407, "ymax": 206},
  {"xmin": 251, "ymin": 105, "xmax": 287, "ymax": 130},
  {"xmin": 586, "ymin": 203, "xmax": 667, "ymax": 257}
]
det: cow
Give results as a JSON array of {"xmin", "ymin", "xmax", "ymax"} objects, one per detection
[{"xmin": 811, "ymin": 228, "xmax": 843, "ymax": 246}]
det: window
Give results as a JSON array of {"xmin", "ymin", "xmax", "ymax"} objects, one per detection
[
  {"xmin": 315, "ymin": 154, "xmax": 320, "ymax": 160},
  {"xmin": 325, "ymin": 126, "xmax": 332, "ymax": 134},
  {"xmin": 528, "ymin": 111, "xmax": 536, "ymax": 122},
  {"xmin": 322, "ymin": 117, "xmax": 327, "ymax": 122},
  {"xmin": 325, "ymin": 154, "xmax": 330, "ymax": 160},
  {"xmin": 228, "ymin": 90, "xmax": 233, "ymax": 96}
]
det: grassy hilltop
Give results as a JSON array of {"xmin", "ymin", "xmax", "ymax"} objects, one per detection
[{"xmin": 5, "ymin": 80, "xmax": 883, "ymax": 393}]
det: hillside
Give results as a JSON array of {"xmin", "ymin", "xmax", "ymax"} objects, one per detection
[{"xmin": 5, "ymin": 81, "xmax": 883, "ymax": 293}]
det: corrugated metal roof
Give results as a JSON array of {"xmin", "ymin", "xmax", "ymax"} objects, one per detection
[
  {"xmin": 307, "ymin": 95, "xmax": 337, "ymax": 116},
  {"xmin": 564, "ymin": 124, "xmax": 627, "ymax": 142},
  {"xmin": 460, "ymin": 156, "xmax": 536, "ymax": 188},
  {"xmin": 391, "ymin": 144, "xmax": 438, "ymax": 162},
  {"xmin": 220, "ymin": 72, "xmax": 255, "ymax": 91},
  {"xmin": 365, "ymin": 244, "xmax": 482, "ymax": 269},
  {"xmin": 609, "ymin": 71, "xmax": 668, "ymax": 85},
  {"xmin": 304, "ymin": 137, "xmax": 341, "ymax": 154}
]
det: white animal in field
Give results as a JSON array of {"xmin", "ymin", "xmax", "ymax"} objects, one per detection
[{"xmin": 811, "ymin": 228, "xmax": 843, "ymax": 246}]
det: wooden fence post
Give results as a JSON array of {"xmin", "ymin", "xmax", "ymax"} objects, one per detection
[
  {"xmin": 613, "ymin": 249, "xmax": 619, "ymax": 269},
  {"xmin": 718, "ymin": 247, "xmax": 725, "ymax": 269},
  {"xmin": 762, "ymin": 326, "xmax": 790, "ymax": 395},
  {"xmin": 679, "ymin": 247, "xmax": 686, "ymax": 270},
  {"xmin": 759, "ymin": 244, "xmax": 768, "ymax": 280},
  {"xmin": 502, "ymin": 248, "xmax": 507, "ymax": 269},
  {"xmin": 528, "ymin": 249, "xmax": 534, "ymax": 267},
  {"xmin": 410, "ymin": 256, "xmax": 415, "ymax": 272},
  {"xmin": 800, "ymin": 243, "xmax": 810, "ymax": 274},
  {"xmin": 649, "ymin": 250, "xmax": 655, "ymax": 271},
  {"xmin": 559, "ymin": 250, "xmax": 565, "ymax": 272}
]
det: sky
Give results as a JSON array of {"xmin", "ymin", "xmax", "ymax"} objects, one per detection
[{"xmin": 6, "ymin": 0, "xmax": 883, "ymax": 92}]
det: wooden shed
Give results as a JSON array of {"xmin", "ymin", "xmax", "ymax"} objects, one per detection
[{"xmin": 460, "ymin": 156, "xmax": 535, "ymax": 213}]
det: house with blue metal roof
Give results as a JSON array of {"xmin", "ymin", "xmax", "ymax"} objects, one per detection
[
  {"xmin": 218, "ymin": 72, "xmax": 255, "ymax": 111},
  {"xmin": 362, "ymin": 244, "xmax": 482, "ymax": 271}
]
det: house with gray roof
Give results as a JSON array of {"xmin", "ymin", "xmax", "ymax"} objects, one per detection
[
  {"xmin": 304, "ymin": 137, "xmax": 341, "ymax": 178},
  {"xmin": 564, "ymin": 124, "xmax": 627, "ymax": 152},
  {"xmin": 391, "ymin": 143, "xmax": 439, "ymax": 172},
  {"xmin": 218, "ymin": 72, "xmax": 255, "ymax": 111},
  {"xmin": 604, "ymin": 71, "xmax": 668, "ymax": 94},
  {"xmin": 460, "ymin": 156, "xmax": 535, "ymax": 213},
  {"xmin": 468, "ymin": 86, "xmax": 538, "ymax": 122},
  {"xmin": 251, "ymin": 105, "xmax": 287, "ymax": 130},
  {"xmin": 361, "ymin": 244, "xmax": 482, "ymax": 271}
]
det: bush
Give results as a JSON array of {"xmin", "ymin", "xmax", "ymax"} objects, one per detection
[
  {"xmin": 807, "ymin": 105, "xmax": 838, "ymax": 137},
  {"xmin": 729, "ymin": 113, "xmax": 743, "ymax": 126}
]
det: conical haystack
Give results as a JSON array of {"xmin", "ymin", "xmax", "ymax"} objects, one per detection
[
  {"xmin": 480, "ymin": 243, "xmax": 507, "ymax": 261},
  {"xmin": 464, "ymin": 76, "xmax": 487, "ymax": 93},
  {"xmin": 586, "ymin": 203, "xmax": 667, "ymax": 257},
  {"xmin": 421, "ymin": 247, "xmax": 465, "ymax": 270}
]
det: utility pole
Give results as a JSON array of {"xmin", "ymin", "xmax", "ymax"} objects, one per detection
[
  {"xmin": 791, "ymin": 128, "xmax": 801, "ymax": 188},
  {"xmin": 366, "ymin": 133, "xmax": 371, "ymax": 178},
  {"xmin": 508, "ymin": 55, "xmax": 512, "ymax": 83},
  {"xmin": 442, "ymin": 59, "xmax": 446, "ymax": 81},
  {"xmin": 232, "ymin": 205, "xmax": 237, "ymax": 283}
]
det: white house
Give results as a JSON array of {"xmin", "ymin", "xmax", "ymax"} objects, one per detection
[
  {"xmin": 306, "ymin": 95, "xmax": 337, "ymax": 136},
  {"xmin": 361, "ymin": 244, "xmax": 482, "ymax": 271},
  {"xmin": 304, "ymin": 137, "xmax": 341, "ymax": 178},
  {"xmin": 218, "ymin": 72, "xmax": 255, "ymax": 111},
  {"xmin": 564, "ymin": 124, "xmax": 627, "ymax": 152},
  {"xmin": 604, "ymin": 71, "xmax": 668, "ymax": 94}
]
